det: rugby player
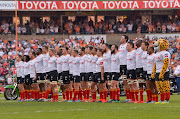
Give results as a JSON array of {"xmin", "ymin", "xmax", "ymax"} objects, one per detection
[
  {"xmin": 126, "ymin": 41, "xmax": 138, "ymax": 103},
  {"xmin": 108, "ymin": 45, "xmax": 121, "ymax": 103},
  {"xmin": 16, "ymin": 55, "xmax": 25, "ymax": 101},
  {"xmin": 119, "ymin": 35, "xmax": 130, "ymax": 103}
]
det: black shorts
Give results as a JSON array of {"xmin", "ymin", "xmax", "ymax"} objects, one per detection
[
  {"xmin": 25, "ymin": 74, "xmax": 31, "ymax": 85},
  {"xmin": 104, "ymin": 72, "xmax": 111, "ymax": 81},
  {"xmin": 88, "ymin": 72, "xmax": 93, "ymax": 81},
  {"xmin": 127, "ymin": 70, "xmax": 136, "ymax": 79},
  {"xmin": 36, "ymin": 73, "xmax": 44, "ymax": 80},
  {"xmin": 85, "ymin": 73, "xmax": 89, "ymax": 81},
  {"xmin": 31, "ymin": 78, "xmax": 37, "ymax": 84},
  {"xmin": 80, "ymin": 73, "xmax": 86, "ymax": 81},
  {"xmin": 48, "ymin": 70, "xmax": 58, "ymax": 82},
  {"xmin": 155, "ymin": 72, "xmax": 169, "ymax": 81},
  {"xmin": 120, "ymin": 65, "xmax": 127, "ymax": 75},
  {"xmin": 69, "ymin": 74, "xmax": 73, "ymax": 81},
  {"xmin": 147, "ymin": 74, "xmax": 155, "ymax": 81},
  {"xmin": 93, "ymin": 73, "xmax": 105, "ymax": 83},
  {"xmin": 58, "ymin": 73, "xmax": 62, "ymax": 80},
  {"xmin": 22, "ymin": 78, "xmax": 25, "ymax": 84},
  {"xmin": 142, "ymin": 71, "xmax": 147, "ymax": 80},
  {"xmin": 62, "ymin": 71, "xmax": 70, "ymax": 84},
  {"xmin": 112, "ymin": 72, "xmax": 121, "ymax": 81},
  {"xmin": 136, "ymin": 68, "xmax": 143, "ymax": 78},
  {"xmin": 43, "ymin": 73, "xmax": 48, "ymax": 80},
  {"xmin": 17, "ymin": 77, "xmax": 22, "ymax": 84},
  {"xmin": 73, "ymin": 76, "xmax": 81, "ymax": 83}
]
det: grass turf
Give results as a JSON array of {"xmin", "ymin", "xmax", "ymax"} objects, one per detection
[{"xmin": 0, "ymin": 93, "xmax": 180, "ymax": 119}]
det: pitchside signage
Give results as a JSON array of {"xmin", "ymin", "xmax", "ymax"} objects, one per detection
[
  {"xmin": 0, "ymin": 1, "xmax": 16, "ymax": 10},
  {"xmin": 1, "ymin": 0, "xmax": 180, "ymax": 10}
]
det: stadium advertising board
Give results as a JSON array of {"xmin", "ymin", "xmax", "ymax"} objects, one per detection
[
  {"xmin": 145, "ymin": 33, "xmax": 180, "ymax": 40},
  {"xmin": 1, "ymin": 0, "xmax": 180, "ymax": 10},
  {"xmin": 0, "ymin": 1, "xmax": 16, "ymax": 10}
]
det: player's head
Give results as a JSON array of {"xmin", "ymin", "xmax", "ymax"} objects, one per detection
[
  {"xmin": 92, "ymin": 47, "xmax": 97, "ymax": 55},
  {"xmin": 79, "ymin": 47, "xmax": 85, "ymax": 56},
  {"xmin": 88, "ymin": 46, "xmax": 93, "ymax": 54},
  {"xmin": 127, "ymin": 41, "xmax": 134, "ymax": 52},
  {"xmin": 147, "ymin": 47, "xmax": 154, "ymax": 55},
  {"xmin": 16, "ymin": 54, "xmax": 22, "ymax": 61},
  {"xmin": 102, "ymin": 43, "xmax": 109, "ymax": 52},
  {"xmin": 23, "ymin": 55, "xmax": 30, "ymax": 62},
  {"xmin": 97, "ymin": 48, "xmax": 103, "ymax": 57},
  {"xmin": 57, "ymin": 49, "xmax": 62, "ymax": 57},
  {"xmin": 141, "ymin": 41, "xmax": 149, "ymax": 51},
  {"xmin": 111, "ymin": 45, "xmax": 118, "ymax": 54},
  {"xmin": 68, "ymin": 46, "xmax": 73, "ymax": 55},
  {"xmin": 29, "ymin": 51, "xmax": 36, "ymax": 59},
  {"xmin": 42, "ymin": 45, "xmax": 48, "ymax": 54},
  {"xmin": 72, "ymin": 49, "xmax": 78, "ymax": 57},
  {"xmin": 36, "ymin": 48, "xmax": 42, "ymax": 55},
  {"xmin": 136, "ymin": 40, "xmax": 142, "ymax": 48},
  {"xmin": 85, "ymin": 46, "xmax": 88, "ymax": 54},
  {"xmin": 120, "ymin": 35, "xmax": 128, "ymax": 43},
  {"xmin": 49, "ymin": 48, "xmax": 55, "ymax": 57},
  {"xmin": 62, "ymin": 47, "xmax": 68, "ymax": 55}
]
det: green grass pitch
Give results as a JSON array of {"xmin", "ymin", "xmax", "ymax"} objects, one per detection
[{"xmin": 0, "ymin": 93, "xmax": 180, "ymax": 119}]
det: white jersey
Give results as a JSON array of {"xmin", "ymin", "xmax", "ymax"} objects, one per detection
[
  {"xmin": 96, "ymin": 57, "xmax": 104, "ymax": 73},
  {"xmin": 48, "ymin": 56, "xmax": 57, "ymax": 72},
  {"xmin": 72, "ymin": 56, "xmax": 80, "ymax": 76},
  {"xmin": 29, "ymin": 59, "xmax": 36, "ymax": 78},
  {"xmin": 174, "ymin": 65, "xmax": 180, "ymax": 76},
  {"xmin": 24, "ymin": 61, "xmax": 30, "ymax": 76},
  {"xmin": 35, "ymin": 54, "xmax": 43, "ymax": 73},
  {"xmin": 56, "ymin": 56, "xmax": 62, "ymax": 73},
  {"xmin": 119, "ymin": 43, "xmax": 128, "ymax": 65},
  {"xmin": 103, "ymin": 50, "xmax": 111, "ymax": 72},
  {"xmin": 21, "ymin": 62, "xmax": 25, "ymax": 78},
  {"xmin": 79, "ymin": 55, "xmax": 86, "ymax": 73},
  {"xmin": 62, "ymin": 54, "xmax": 70, "ymax": 72},
  {"xmin": 92, "ymin": 55, "xmax": 98, "ymax": 73},
  {"xmin": 136, "ymin": 47, "xmax": 143, "ymax": 68},
  {"xmin": 68, "ymin": 56, "xmax": 74, "ymax": 74},
  {"xmin": 43, "ymin": 53, "xmax": 50, "ymax": 73},
  {"xmin": 147, "ymin": 53, "xmax": 155, "ymax": 74},
  {"xmin": 16, "ymin": 61, "xmax": 23, "ymax": 77},
  {"xmin": 141, "ymin": 51, "xmax": 148, "ymax": 71},
  {"xmin": 84, "ymin": 54, "xmax": 88, "ymax": 73},
  {"xmin": 111, "ymin": 52, "xmax": 120, "ymax": 73},
  {"xmin": 155, "ymin": 51, "xmax": 170, "ymax": 73},
  {"xmin": 86, "ymin": 54, "xmax": 93, "ymax": 73},
  {"xmin": 126, "ymin": 50, "xmax": 136, "ymax": 70}
]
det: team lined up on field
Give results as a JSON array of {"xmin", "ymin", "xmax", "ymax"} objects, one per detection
[{"xmin": 15, "ymin": 35, "xmax": 170, "ymax": 103}]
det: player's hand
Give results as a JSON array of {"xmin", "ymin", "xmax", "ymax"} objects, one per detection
[
  {"xmin": 34, "ymin": 78, "xmax": 37, "ymax": 80},
  {"xmin": 101, "ymin": 77, "xmax": 104, "ymax": 81}
]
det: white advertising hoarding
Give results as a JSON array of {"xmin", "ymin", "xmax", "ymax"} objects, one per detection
[
  {"xmin": 0, "ymin": 1, "xmax": 16, "ymax": 10},
  {"xmin": 145, "ymin": 33, "xmax": 180, "ymax": 40}
]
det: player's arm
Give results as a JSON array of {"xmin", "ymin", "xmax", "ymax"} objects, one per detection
[
  {"xmin": 151, "ymin": 63, "xmax": 156, "ymax": 79},
  {"xmin": 159, "ymin": 58, "xmax": 169, "ymax": 79}
]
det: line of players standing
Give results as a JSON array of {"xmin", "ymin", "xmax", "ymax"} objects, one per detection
[{"xmin": 15, "ymin": 35, "xmax": 170, "ymax": 103}]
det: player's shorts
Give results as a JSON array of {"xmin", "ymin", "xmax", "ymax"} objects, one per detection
[
  {"xmin": 17, "ymin": 77, "xmax": 23, "ymax": 84},
  {"xmin": 142, "ymin": 71, "xmax": 147, "ymax": 80},
  {"xmin": 36, "ymin": 73, "xmax": 44, "ymax": 80},
  {"xmin": 120, "ymin": 65, "xmax": 127, "ymax": 75},
  {"xmin": 69, "ymin": 74, "xmax": 73, "ymax": 81},
  {"xmin": 62, "ymin": 71, "xmax": 70, "ymax": 84},
  {"xmin": 104, "ymin": 72, "xmax": 111, "ymax": 81},
  {"xmin": 43, "ymin": 73, "xmax": 48, "ymax": 80},
  {"xmin": 88, "ymin": 72, "xmax": 93, "ymax": 81},
  {"xmin": 111, "ymin": 72, "xmax": 121, "ymax": 81},
  {"xmin": 80, "ymin": 73, "xmax": 86, "ymax": 81},
  {"xmin": 146, "ymin": 74, "xmax": 155, "ymax": 81},
  {"xmin": 73, "ymin": 76, "xmax": 81, "ymax": 83},
  {"xmin": 93, "ymin": 72, "xmax": 105, "ymax": 83},
  {"xmin": 136, "ymin": 68, "xmax": 143, "ymax": 78},
  {"xmin": 58, "ymin": 73, "xmax": 62, "ymax": 80},
  {"xmin": 48, "ymin": 70, "xmax": 58, "ymax": 82},
  {"xmin": 127, "ymin": 70, "xmax": 136, "ymax": 79},
  {"xmin": 22, "ymin": 78, "xmax": 25, "ymax": 84},
  {"xmin": 30, "ymin": 78, "xmax": 37, "ymax": 84},
  {"xmin": 155, "ymin": 72, "xmax": 169, "ymax": 81},
  {"xmin": 84, "ymin": 73, "xmax": 89, "ymax": 81},
  {"xmin": 24, "ymin": 74, "xmax": 31, "ymax": 85}
]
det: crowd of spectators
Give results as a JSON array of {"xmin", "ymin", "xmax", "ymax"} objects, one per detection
[
  {"xmin": 0, "ymin": 17, "xmax": 180, "ymax": 35},
  {"xmin": 0, "ymin": 34, "xmax": 179, "ymax": 85}
]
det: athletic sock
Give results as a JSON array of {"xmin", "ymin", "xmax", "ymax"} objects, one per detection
[
  {"xmin": 94, "ymin": 91, "xmax": 97, "ymax": 100},
  {"xmin": 103, "ymin": 89, "xmax": 107, "ymax": 100},
  {"xmin": 166, "ymin": 91, "xmax": 170, "ymax": 101},
  {"xmin": 51, "ymin": 90, "xmax": 53, "ymax": 99},
  {"xmin": 62, "ymin": 92, "xmax": 66, "ymax": 100},
  {"xmin": 110, "ymin": 89, "xmax": 112, "ymax": 99},
  {"xmin": 149, "ymin": 90, "xmax": 152, "ymax": 101},
  {"xmin": 112, "ymin": 89, "xmax": 115, "ymax": 100},
  {"xmin": 140, "ymin": 89, "xmax": 143, "ymax": 101},
  {"xmin": 32, "ymin": 91, "xmax": 35, "ymax": 99},
  {"xmin": 130, "ymin": 90, "xmax": 135, "ymax": 101},
  {"xmin": 91, "ymin": 92, "xmax": 94, "ymax": 100},
  {"xmin": 24, "ymin": 90, "xmax": 27, "ymax": 99},
  {"xmin": 46, "ymin": 90, "xmax": 50, "ymax": 99},
  {"xmin": 156, "ymin": 94, "xmax": 159, "ymax": 102},
  {"xmin": 73, "ymin": 90, "xmax": 79, "ymax": 101},
  {"xmin": 78, "ymin": 89, "xmax": 83, "ymax": 100},
  {"xmin": 43, "ymin": 91, "xmax": 46, "ymax": 99},
  {"xmin": 27, "ymin": 90, "xmax": 31, "ymax": 99},
  {"xmin": 126, "ymin": 89, "xmax": 130, "ymax": 99},
  {"xmin": 66, "ymin": 90, "xmax": 69, "ymax": 100},
  {"xmin": 99, "ymin": 90, "xmax": 103, "ymax": 100},
  {"xmin": 35, "ymin": 91, "xmax": 39, "ymax": 99},
  {"xmin": 160, "ymin": 92, "xmax": 165, "ymax": 102},
  {"xmin": 39, "ymin": 92, "xmax": 42, "ymax": 99},
  {"xmin": 70, "ymin": 89, "xmax": 73, "ymax": 100},
  {"xmin": 83, "ymin": 90, "xmax": 87, "ymax": 100},
  {"xmin": 117, "ymin": 88, "xmax": 120, "ymax": 101},
  {"xmin": 20, "ymin": 91, "xmax": 23, "ymax": 100},
  {"xmin": 135, "ymin": 90, "xmax": 139, "ymax": 102},
  {"xmin": 56, "ymin": 95, "xmax": 59, "ymax": 101},
  {"xmin": 87, "ymin": 88, "xmax": 90, "ymax": 100}
]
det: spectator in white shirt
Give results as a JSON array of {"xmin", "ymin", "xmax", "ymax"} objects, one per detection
[
  {"xmin": 54, "ymin": 25, "xmax": 59, "ymax": 34},
  {"xmin": 21, "ymin": 26, "xmax": 27, "ymax": 35},
  {"xmin": 127, "ymin": 23, "xmax": 133, "ymax": 33},
  {"xmin": 40, "ymin": 27, "xmax": 45, "ymax": 34}
]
